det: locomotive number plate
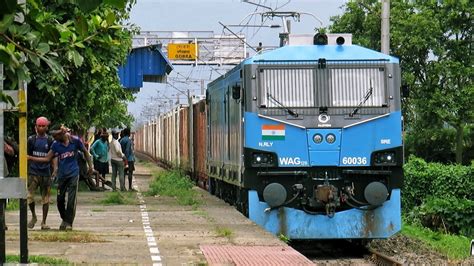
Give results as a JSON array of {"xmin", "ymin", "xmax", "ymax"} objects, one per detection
[{"xmin": 342, "ymin": 156, "xmax": 367, "ymax": 165}]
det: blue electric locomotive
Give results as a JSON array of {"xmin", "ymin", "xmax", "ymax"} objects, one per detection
[{"xmin": 206, "ymin": 33, "xmax": 403, "ymax": 240}]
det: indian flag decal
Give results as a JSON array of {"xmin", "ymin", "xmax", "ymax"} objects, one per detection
[{"xmin": 262, "ymin": 124, "xmax": 285, "ymax": 140}]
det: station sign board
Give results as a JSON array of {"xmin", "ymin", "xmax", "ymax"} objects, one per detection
[{"xmin": 168, "ymin": 43, "xmax": 198, "ymax": 60}]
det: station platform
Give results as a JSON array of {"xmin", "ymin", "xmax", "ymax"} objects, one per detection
[{"xmin": 4, "ymin": 161, "xmax": 312, "ymax": 265}]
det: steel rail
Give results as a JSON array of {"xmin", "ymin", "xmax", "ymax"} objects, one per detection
[{"xmin": 369, "ymin": 248, "xmax": 403, "ymax": 266}]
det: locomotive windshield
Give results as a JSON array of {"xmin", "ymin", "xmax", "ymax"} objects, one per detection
[{"xmin": 258, "ymin": 61, "xmax": 388, "ymax": 110}]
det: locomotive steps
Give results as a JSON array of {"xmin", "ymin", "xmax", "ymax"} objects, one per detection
[{"xmin": 4, "ymin": 161, "xmax": 312, "ymax": 265}]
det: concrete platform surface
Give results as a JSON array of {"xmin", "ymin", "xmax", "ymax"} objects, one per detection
[{"xmin": 4, "ymin": 161, "xmax": 295, "ymax": 265}]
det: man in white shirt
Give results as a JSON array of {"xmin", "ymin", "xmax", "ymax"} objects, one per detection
[{"xmin": 109, "ymin": 130, "xmax": 126, "ymax": 191}]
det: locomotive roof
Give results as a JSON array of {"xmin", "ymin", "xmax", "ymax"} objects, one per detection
[{"xmin": 245, "ymin": 44, "xmax": 399, "ymax": 64}]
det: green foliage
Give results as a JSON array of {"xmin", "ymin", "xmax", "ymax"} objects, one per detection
[
  {"xmin": 404, "ymin": 127, "xmax": 456, "ymax": 163},
  {"xmin": 404, "ymin": 126, "xmax": 474, "ymax": 165},
  {"xmin": 0, "ymin": 0, "xmax": 137, "ymax": 131},
  {"xmin": 148, "ymin": 169, "xmax": 201, "ymax": 206},
  {"xmin": 6, "ymin": 199, "xmax": 19, "ymax": 211},
  {"xmin": 330, "ymin": 0, "xmax": 474, "ymax": 164},
  {"xmin": 403, "ymin": 156, "xmax": 473, "ymax": 210},
  {"xmin": 403, "ymin": 156, "xmax": 473, "ymax": 237},
  {"xmin": 215, "ymin": 227, "xmax": 233, "ymax": 238},
  {"xmin": 402, "ymin": 223, "xmax": 472, "ymax": 260},
  {"xmin": 278, "ymin": 233, "xmax": 290, "ymax": 244},
  {"xmin": 6, "ymin": 254, "xmax": 70, "ymax": 264},
  {"xmin": 409, "ymin": 197, "xmax": 474, "ymax": 238},
  {"xmin": 100, "ymin": 191, "xmax": 135, "ymax": 205}
]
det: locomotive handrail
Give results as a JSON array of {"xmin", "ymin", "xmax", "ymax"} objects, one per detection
[
  {"xmin": 342, "ymin": 169, "xmax": 392, "ymax": 175},
  {"xmin": 257, "ymin": 171, "xmax": 308, "ymax": 177}
]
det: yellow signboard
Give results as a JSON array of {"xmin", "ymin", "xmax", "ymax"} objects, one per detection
[{"xmin": 168, "ymin": 43, "xmax": 198, "ymax": 60}]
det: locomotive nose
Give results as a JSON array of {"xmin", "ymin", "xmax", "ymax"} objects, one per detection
[{"xmin": 364, "ymin": 182, "xmax": 389, "ymax": 206}]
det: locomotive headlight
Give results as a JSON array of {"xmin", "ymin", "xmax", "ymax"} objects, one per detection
[
  {"xmin": 326, "ymin": 133, "xmax": 336, "ymax": 144},
  {"xmin": 313, "ymin": 134, "xmax": 323, "ymax": 144},
  {"xmin": 252, "ymin": 153, "xmax": 274, "ymax": 167},
  {"xmin": 373, "ymin": 152, "xmax": 396, "ymax": 165}
]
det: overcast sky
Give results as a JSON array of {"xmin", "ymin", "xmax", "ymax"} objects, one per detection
[{"xmin": 127, "ymin": 0, "xmax": 347, "ymax": 125}]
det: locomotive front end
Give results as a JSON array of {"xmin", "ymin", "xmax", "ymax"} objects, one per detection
[{"xmin": 242, "ymin": 36, "xmax": 403, "ymax": 239}]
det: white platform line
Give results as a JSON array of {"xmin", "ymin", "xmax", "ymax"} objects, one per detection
[
  {"xmin": 150, "ymin": 247, "xmax": 160, "ymax": 254},
  {"xmin": 134, "ymin": 179, "xmax": 162, "ymax": 264}
]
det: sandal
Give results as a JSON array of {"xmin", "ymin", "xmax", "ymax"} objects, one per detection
[
  {"xmin": 41, "ymin": 224, "xmax": 50, "ymax": 230},
  {"xmin": 27, "ymin": 217, "xmax": 37, "ymax": 229}
]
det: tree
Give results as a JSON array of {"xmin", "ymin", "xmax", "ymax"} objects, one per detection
[
  {"xmin": 330, "ymin": 0, "xmax": 473, "ymax": 164},
  {"xmin": 0, "ymin": 0, "xmax": 136, "ymax": 132}
]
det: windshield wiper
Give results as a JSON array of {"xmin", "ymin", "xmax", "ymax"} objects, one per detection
[
  {"xmin": 349, "ymin": 81, "xmax": 373, "ymax": 117},
  {"xmin": 266, "ymin": 92, "xmax": 299, "ymax": 117}
]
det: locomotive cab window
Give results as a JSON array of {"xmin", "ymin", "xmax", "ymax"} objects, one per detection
[
  {"xmin": 329, "ymin": 66, "xmax": 387, "ymax": 107},
  {"xmin": 256, "ymin": 62, "xmax": 389, "ymax": 114},
  {"xmin": 258, "ymin": 67, "xmax": 315, "ymax": 108}
]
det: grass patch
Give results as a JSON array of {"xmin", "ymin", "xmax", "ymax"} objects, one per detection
[
  {"xmin": 50, "ymin": 186, "xmax": 57, "ymax": 195},
  {"xmin": 90, "ymin": 208, "xmax": 105, "ymax": 212},
  {"xmin": 215, "ymin": 227, "xmax": 233, "ymax": 238},
  {"xmin": 7, "ymin": 254, "xmax": 70, "ymax": 264},
  {"xmin": 402, "ymin": 223, "xmax": 471, "ymax": 260},
  {"xmin": 194, "ymin": 210, "xmax": 211, "ymax": 219},
  {"xmin": 6, "ymin": 199, "xmax": 19, "ymax": 211},
  {"xmin": 148, "ymin": 169, "xmax": 200, "ymax": 206},
  {"xmin": 30, "ymin": 231, "xmax": 106, "ymax": 243},
  {"xmin": 141, "ymin": 161, "xmax": 153, "ymax": 168},
  {"xmin": 278, "ymin": 233, "xmax": 290, "ymax": 244},
  {"xmin": 78, "ymin": 180, "xmax": 92, "ymax": 191},
  {"xmin": 99, "ymin": 192, "xmax": 135, "ymax": 205}
]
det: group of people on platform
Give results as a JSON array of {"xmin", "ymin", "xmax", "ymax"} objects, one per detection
[
  {"xmin": 90, "ymin": 128, "xmax": 136, "ymax": 192},
  {"xmin": 26, "ymin": 117, "xmax": 135, "ymax": 231}
]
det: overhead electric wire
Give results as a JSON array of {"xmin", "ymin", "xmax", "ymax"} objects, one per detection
[{"xmin": 275, "ymin": 0, "xmax": 291, "ymax": 10}]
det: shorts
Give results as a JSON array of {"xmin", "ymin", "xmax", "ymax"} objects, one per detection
[
  {"xmin": 95, "ymin": 161, "xmax": 109, "ymax": 175},
  {"xmin": 27, "ymin": 175, "xmax": 51, "ymax": 205}
]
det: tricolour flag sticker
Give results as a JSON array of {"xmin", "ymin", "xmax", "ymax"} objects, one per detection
[{"xmin": 262, "ymin": 124, "xmax": 285, "ymax": 140}]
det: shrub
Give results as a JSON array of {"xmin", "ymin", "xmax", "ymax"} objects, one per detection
[
  {"xmin": 410, "ymin": 197, "xmax": 474, "ymax": 238},
  {"xmin": 403, "ymin": 156, "xmax": 473, "ymax": 237},
  {"xmin": 403, "ymin": 156, "xmax": 433, "ymax": 210},
  {"xmin": 403, "ymin": 156, "xmax": 473, "ymax": 211}
]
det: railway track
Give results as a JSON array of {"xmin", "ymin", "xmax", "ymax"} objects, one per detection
[
  {"xmin": 291, "ymin": 240, "xmax": 403, "ymax": 265},
  {"xmin": 368, "ymin": 248, "xmax": 403, "ymax": 266}
]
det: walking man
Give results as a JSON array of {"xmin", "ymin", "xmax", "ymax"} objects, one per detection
[
  {"xmin": 120, "ymin": 128, "xmax": 135, "ymax": 191},
  {"xmin": 110, "ymin": 130, "xmax": 126, "ymax": 191},
  {"xmin": 27, "ymin": 117, "xmax": 54, "ymax": 230},
  {"xmin": 28, "ymin": 124, "xmax": 93, "ymax": 230}
]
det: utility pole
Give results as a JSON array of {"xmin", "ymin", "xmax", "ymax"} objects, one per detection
[
  {"xmin": 0, "ymin": 0, "xmax": 29, "ymax": 262},
  {"xmin": 381, "ymin": 0, "xmax": 390, "ymax": 54}
]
